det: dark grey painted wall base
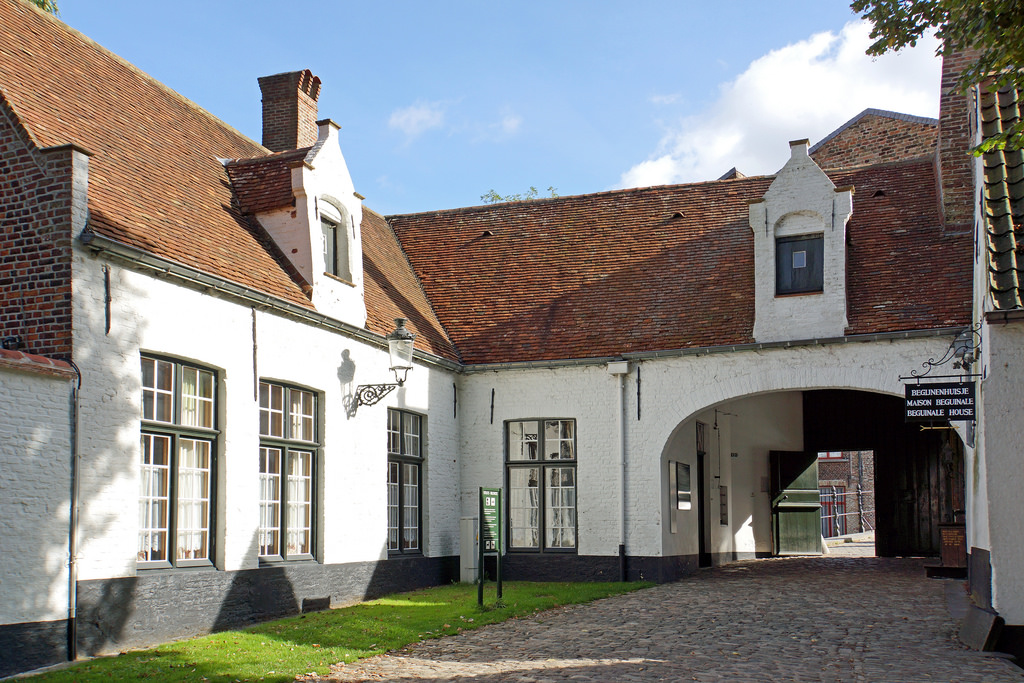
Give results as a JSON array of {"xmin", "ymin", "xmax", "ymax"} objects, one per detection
[
  {"xmin": 75, "ymin": 555, "xmax": 458, "ymax": 658},
  {"xmin": 497, "ymin": 553, "xmax": 700, "ymax": 583},
  {"xmin": 969, "ymin": 547, "xmax": 993, "ymax": 609},
  {"xmin": 0, "ymin": 619, "xmax": 68, "ymax": 678}
]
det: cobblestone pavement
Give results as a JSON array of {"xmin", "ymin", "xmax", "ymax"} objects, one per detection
[{"xmin": 311, "ymin": 557, "xmax": 1024, "ymax": 682}]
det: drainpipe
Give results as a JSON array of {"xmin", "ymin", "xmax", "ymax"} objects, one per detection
[
  {"xmin": 67, "ymin": 360, "xmax": 82, "ymax": 662},
  {"xmin": 607, "ymin": 361, "xmax": 630, "ymax": 581}
]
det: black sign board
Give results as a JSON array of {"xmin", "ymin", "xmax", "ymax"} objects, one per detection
[{"xmin": 905, "ymin": 381, "xmax": 975, "ymax": 421}]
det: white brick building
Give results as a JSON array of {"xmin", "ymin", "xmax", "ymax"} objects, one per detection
[{"xmin": 3, "ymin": 0, "xmax": 1018, "ymax": 676}]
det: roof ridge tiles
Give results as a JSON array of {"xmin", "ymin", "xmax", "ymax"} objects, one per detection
[{"xmin": 386, "ymin": 173, "xmax": 776, "ymax": 220}]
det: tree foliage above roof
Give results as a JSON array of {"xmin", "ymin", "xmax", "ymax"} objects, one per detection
[
  {"xmin": 851, "ymin": 0, "xmax": 1024, "ymax": 151},
  {"xmin": 480, "ymin": 186, "xmax": 559, "ymax": 204},
  {"xmin": 27, "ymin": 0, "xmax": 58, "ymax": 14}
]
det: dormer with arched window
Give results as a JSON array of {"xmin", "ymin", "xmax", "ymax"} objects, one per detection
[{"xmin": 748, "ymin": 140, "xmax": 853, "ymax": 343}]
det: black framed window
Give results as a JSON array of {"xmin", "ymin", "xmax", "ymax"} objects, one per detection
[
  {"xmin": 506, "ymin": 419, "xmax": 576, "ymax": 551},
  {"xmin": 139, "ymin": 356, "xmax": 217, "ymax": 569},
  {"xmin": 258, "ymin": 381, "xmax": 317, "ymax": 561},
  {"xmin": 776, "ymin": 234, "xmax": 823, "ymax": 295},
  {"xmin": 387, "ymin": 409, "xmax": 424, "ymax": 554}
]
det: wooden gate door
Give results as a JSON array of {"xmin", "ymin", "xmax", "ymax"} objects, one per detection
[{"xmin": 770, "ymin": 450, "xmax": 822, "ymax": 555}]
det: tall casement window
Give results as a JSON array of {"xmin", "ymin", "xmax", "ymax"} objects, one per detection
[
  {"xmin": 776, "ymin": 234, "xmax": 823, "ymax": 295},
  {"xmin": 139, "ymin": 356, "xmax": 216, "ymax": 568},
  {"xmin": 506, "ymin": 419, "xmax": 577, "ymax": 551},
  {"xmin": 387, "ymin": 408, "xmax": 424, "ymax": 554},
  {"xmin": 258, "ymin": 381, "xmax": 318, "ymax": 561}
]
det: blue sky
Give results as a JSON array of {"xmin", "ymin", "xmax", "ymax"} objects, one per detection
[{"xmin": 59, "ymin": 1, "xmax": 940, "ymax": 215}]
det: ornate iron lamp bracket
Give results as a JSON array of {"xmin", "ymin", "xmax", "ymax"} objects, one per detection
[{"xmin": 355, "ymin": 383, "xmax": 399, "ymax": 407}]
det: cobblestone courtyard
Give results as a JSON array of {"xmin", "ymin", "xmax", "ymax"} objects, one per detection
[{"xmin": 311, "ymin": 555, "xmax": 1024, "ymax": 682}]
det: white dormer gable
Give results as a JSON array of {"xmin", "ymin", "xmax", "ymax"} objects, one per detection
[
  {"xmin": 254, "ymin": 120, "xmax": 367, "ymax": 327},
  {"xmin": 748, "ymin": 140, "xmax": 853, "ymax": 343},
  {"xmin": 294, "ymin": 119, "xmax": 366, "ymax": 326}
]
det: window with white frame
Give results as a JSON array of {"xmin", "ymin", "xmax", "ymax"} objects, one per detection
[
  {"xmin": 387, "ymin": 408, "xmax": 424, "ymax": 554},
  {"xmin": 258, "ymin": 381, "xmax": 317, "ymax": 561},
  {"xmin": 506, "ymin": 419, "xmax": 576, "ymax": 551},
  {"xmin": 139, "ymin": 356, "xmax": 216, "ymax": 568}
]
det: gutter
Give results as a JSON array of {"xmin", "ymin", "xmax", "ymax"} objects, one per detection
[
  {"xmin": 77, "ymin": 231, "xmax": 964, "ymax": 376},
  {"xmin": 461, "ymin": 327, "xmax": 965, "ymax": 374},
  {"xmin": 984, "ymin": 308, "xmax": 1024, "ymax": 324},
  {"xmin": 78, "ymin": 231, "xmax": 462, "ymax": 373}
]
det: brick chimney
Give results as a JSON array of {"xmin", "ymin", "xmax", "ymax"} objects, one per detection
[
  {"xmin": 936, "ymin": 50, "xmax": 979, "ymax": 232},
  {"xmin": 258, "ymin": 70, "xmax": 322, "ymax": 152}
]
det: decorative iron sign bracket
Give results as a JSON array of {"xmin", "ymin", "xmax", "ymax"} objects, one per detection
[{"xmin": 898, "ymin": 323, "xmax": 983, "ymax": 382}]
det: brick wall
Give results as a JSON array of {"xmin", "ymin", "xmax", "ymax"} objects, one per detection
[
  {"xmin": 937, "ymin": 51, "xmax": 980, "ymax": 232},
  {"xmin": 0, "ymin": 98, "xmax": 77, "ymax": 358},
  {"xmin": 819, "ymin": 450, "xmax": 876, "ymax": 535},
  {"xmin": 257, "ymin": 70, "xmax": 321, "ymax": 152},
  {"xmin": 811, "ymin": 114, "xmax": 937, "ymax": 169}
]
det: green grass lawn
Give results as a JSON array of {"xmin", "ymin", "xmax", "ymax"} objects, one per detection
[{"xmin": 27, "ymin": 581, "xmax": 650, "ymax": 683}]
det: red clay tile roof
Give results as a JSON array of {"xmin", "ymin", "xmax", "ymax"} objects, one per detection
[
  {"xmin": 224, "ymin": 149, "xmax": 310, "ymax": 215},
  {"xmin": 361, "ymin": 209, "xmax": 459, "ymax": 361},
  {"xmin": 0, "ymin": 1, "xmax": 315, "ymax": 309},
  {"xmin": 0, "ymin": 0, "xmax": 457, "ymax": 357},
  {"xmin": 389, "ymin": 159, "xmax": 971, "ymax": 365},
  {"xmin": 836, "ymin": 161, "xmax": 972, "ymax": 333}
]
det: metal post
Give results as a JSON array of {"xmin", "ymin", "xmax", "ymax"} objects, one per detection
[{"xmin": 857, "ymin": 483, "xmax": 864, "ymax": 534}]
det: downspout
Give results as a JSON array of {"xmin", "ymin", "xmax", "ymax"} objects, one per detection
[
  {"xmin": 67, "ymin": 360, "xmax": 82, "ymax": 662},
  {"xmin": 607, "ymin": 361, "xmax": 630, "ymax": 581}
]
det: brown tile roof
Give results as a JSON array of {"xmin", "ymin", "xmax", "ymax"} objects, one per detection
[
  {"xmin": 224, "ymin": 148, "xmax": 310, "ymax": 215},
  {"xmin": 389, "ymin": 159, "xmax": 971, "ymax": 365},
  {"xmin": 0, "ymin": 1, "xmax": 315, "ymax": 309},
  {"xmin": 837, "ymin": 161, "xmax": 972, "ymax": 333},
  {"xmin": 0, "ymin": 0, "xmax": 457, "ymax": 358},
  {"xmin": 361, "ymin": 208, "xmax": 460, "ymax": 361},
  {"xmin": 980, "ymin": 85, "xmax": 1024, "ymax": 311}
]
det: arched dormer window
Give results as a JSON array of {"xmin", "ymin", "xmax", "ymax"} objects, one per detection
[{"xmin": 319, "ymin": 199, "xmax": 352, "ymax": 282}]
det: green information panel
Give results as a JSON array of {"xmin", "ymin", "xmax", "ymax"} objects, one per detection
[
  {"xmin": 481, "ymin": 487, "xmax": 501, "ymax": 552},
  {"xmin": 478, "ymin": 487, "xmax": 503, "ymax": 605}
]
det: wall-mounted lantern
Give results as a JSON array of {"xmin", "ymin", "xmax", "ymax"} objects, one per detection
[{"xmin": 355, "ymin": 318, "xmax": 416, "ymax": 407}]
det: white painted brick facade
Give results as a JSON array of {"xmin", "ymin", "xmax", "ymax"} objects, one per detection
[
  {"xmin": 0, "ymin": 365, "xmax": 73, "ymax": 624},
  {"xmin": 70, "ymin": 248, "xmax": 459, "ymax": 581},
  {"xmin": 978, "ymin": 323, "xmax": 1024, "ymax": 622},
  {"xmin": 750, "ymin": 140, "xmax": 853, "ymax": 343},
  {"xmin": 458, "ymin": 336, "xmax": 955, "ymax": 561}
]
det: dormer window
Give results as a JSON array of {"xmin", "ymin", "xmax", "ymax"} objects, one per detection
[
  {"xmin": 776, "ymin": 234, "xmax": 823, "ymax": 295},
  {"xmin": 320, "ymin": 202, "xmax": 351, "ymax": 281}
]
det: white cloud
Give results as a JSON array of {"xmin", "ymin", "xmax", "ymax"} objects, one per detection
[
  {"xmin": 388, "ymin": 101, "xmax": 445, "ymax": 138},
  {"xmin": 618, "ymin": 20, "xmax": 941, "ymax": 188},
  {"xmin": 498, "ymin": 113, "xmax": 522, "ymax": 135},
  {"xmin": 650, "ymin": 93, "xmax": 682, "ymax": 105}
]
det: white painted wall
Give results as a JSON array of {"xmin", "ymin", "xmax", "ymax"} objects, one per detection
[
  {"xmin": 0, "ymin": 364, "xmax": 73, "ymax": 624},
  {"xmin": 70, "ymin": 247, "xmax": 459, "ymax": 581},
  {"xmin": 459, "ymin": 335, "xmax": 955, "ymax": 562},
  {"xmin": 254, "ymin": 119, "xmax": 367, "ymax": 328},
  {"xmin": 980, "ymin": 323, "xmax": 1024, "ymax": 622}
]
